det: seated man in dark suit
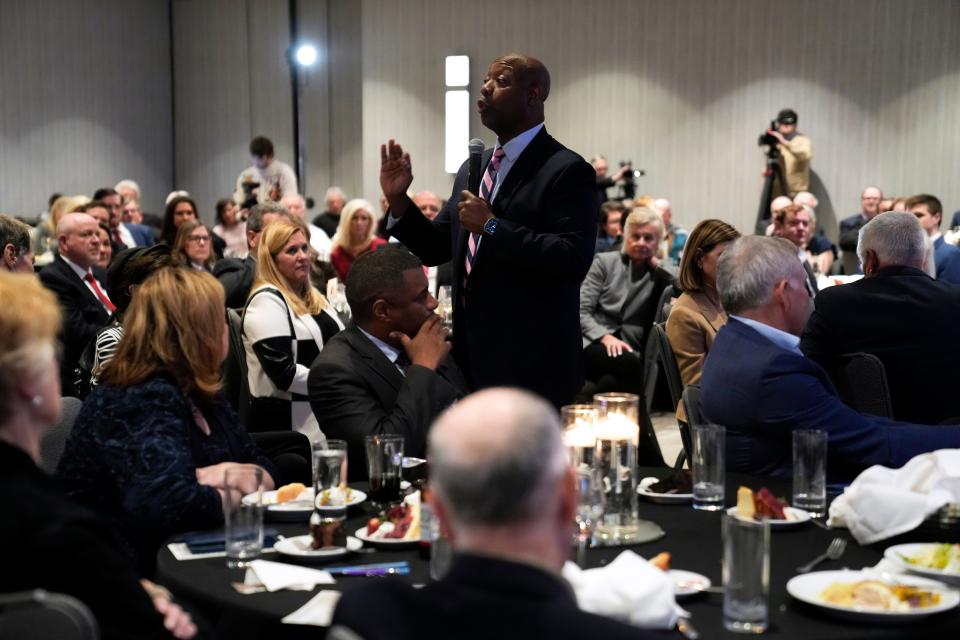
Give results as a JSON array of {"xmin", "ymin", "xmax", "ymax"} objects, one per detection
[
  {"xmin": 331, "ymin": 387, "xmax": 659, "ymax": 640},
  {"xmin": 308, "ymin": 247, "xmax": 465, "ymax": 480},
  {"xmin": 701, "ymin": 235, "xmax": 960, "ymax": 481},
  {"xmin": 213, "ymin": 202, "xmax": 289, "ymax": 308},
  {"xmin": 39, "ymin": 212, "xmax": 113, "ymax": 396},
  {"xmin": 906, "ymin": 193, "xmax": 960, "ymax": 284},
  {"xmin": 802, "ymin": 212, "xmax": 960, "ymax": 425}
]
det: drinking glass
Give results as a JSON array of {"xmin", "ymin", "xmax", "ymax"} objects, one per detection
[
  {"xmin": 692, "ymin": 424, "xmax": 726, "ymax": 511},
  {"xmin": 223, "ymin": 467, "xmax": 264, "ymax": 568},
  {"xmin": 313, "ymin": 439, "xmax": 348, "ymax": 492},
  {"xmin": 437, "ymin": 286, "xmax": 453, "ymax": 331},
  {"xmin": 561, "ymin": 404, "xmax": 597, "ymax": 470},
  {"xmin": 792, "ymin": 429, "xmax": 827, "ymax": 516},
  {"xmin": 574, "ymin": 467, "xmax": 605, "ymax": 566},
  {"xmin": 365, "ymin": 434, "xmax": 404, "ymax": 507},
  {"xmin": 722, "ymin": 513, "xmax": 770, "ymax": 633}
]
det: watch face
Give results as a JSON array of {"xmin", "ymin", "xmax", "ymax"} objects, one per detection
[{"xmin": 484, "ymin": 218, "xmax": 498, "ymax": 235}]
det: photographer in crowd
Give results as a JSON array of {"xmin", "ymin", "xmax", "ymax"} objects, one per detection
[{"xmin": 766, "ymin": 108, "xmax": 812, "ymax": 199}]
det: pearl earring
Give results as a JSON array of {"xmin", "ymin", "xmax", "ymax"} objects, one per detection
[{"xmin": 31, "ymin": 395, "xmax": 43, "ymax": 407}]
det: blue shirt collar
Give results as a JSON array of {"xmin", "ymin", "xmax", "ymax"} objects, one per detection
[
  {"xmin": 496, "ymin": 123, "xmax": 544, "ymax": 163},
  {"xmin": 730, "ymin": 315, "xmax": 802, "ymax": 355}
]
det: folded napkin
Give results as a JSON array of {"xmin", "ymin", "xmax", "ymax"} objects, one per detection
[
  {"xmin": 562, "ymin": 550, "xmax": 685, "ymax": 630},
  {"xmin": 282, "ymin": 591, "xmax": 341, "ymax": 626},
  {"xmin": 828, "ymin": 449, "xmax": 960, "ymax": 544},
  {"xmin": 244, "ymin": 559, "xmax": 335, "ymax": 592},
  {"xmin": 178, "ymin": 528, "xmax": 280, "ymax": 554}
]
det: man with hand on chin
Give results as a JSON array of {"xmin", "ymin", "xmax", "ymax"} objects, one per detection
[{"xmin": 381, "ymin": 53, "xmax": 598, "ymax": 407}]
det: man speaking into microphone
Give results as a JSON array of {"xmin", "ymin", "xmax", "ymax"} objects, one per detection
[{"xmin": 381, "ymin": 53, "xmax": 598, "ymax": 407}]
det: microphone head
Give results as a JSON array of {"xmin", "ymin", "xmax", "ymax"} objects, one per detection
[{"xmin": 468, "ymin": 138, "xmax": 485, "ymax": 155}]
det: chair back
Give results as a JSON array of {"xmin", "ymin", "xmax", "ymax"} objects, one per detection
[
  {"xmin": 826, "ymin": 352, "xmax": 894, "ymax": 419},
  {"xmin": 222, "ymin": 308, "xmax": 251, "ymax": 428},
  {"xmin": 39, "ymin": 397, "xmax": 83, "ymax": 474},
  {"xmin": 655, "ymin": 284, "xmax": 681, "ymax": 324},
  {"xmin": 652, "ymin": 322, "xmax": 684, "ymax": 411},
  {"xmin": 0, "ymin": 590, "xmax": 98, "ymax": 640},
  {"xmin": 679, "ymin": 384, "xmax": 701, "ymax": 462}
]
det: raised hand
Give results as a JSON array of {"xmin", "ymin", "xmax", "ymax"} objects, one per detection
[{"xmin": 380, "ymin": 139, "xmax": 414, "ymax": 205}]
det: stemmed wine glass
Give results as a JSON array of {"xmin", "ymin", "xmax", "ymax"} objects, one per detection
[{"xmin": 574, "ymin": 467, "xmax": 605, "ymax": 567}]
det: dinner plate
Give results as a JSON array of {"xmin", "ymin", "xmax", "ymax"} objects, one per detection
[
  {"xmin": 670, "ymin": 569, "xmax": 712, "ymax": 598},
  {"xmin": 786, "ymin": 569, "xmax": 960, "ymax": 622},
  {"xmin": 354, "ymin": 526, "xmax": 419, "ymax": 548},
  {"xmin": 274, "ymin": 535, "xmax": 363, "ymax": 561},
  {"xmin": 243, "ymin": 488, "xmax": 367, "ymax": 521},
  {"xmin": 725, "ymin": 506, "xmax": 811, "ymax": 529},
  {"xmin": 884, "ymin": 543, "xmax": 960, "ymax": 586},
  {"xmin": 637, "ymin": 476, "xmax": 693, "ymax": 504}
]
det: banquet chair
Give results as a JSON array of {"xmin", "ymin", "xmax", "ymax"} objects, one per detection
[
  {"xmin": 223, "ymin": 308, "xmax": 251, "ymax": 429},
  {"xmin": 39, "ymin": 396, "xmax": 83, "ymax": 474},
  {"xmin": 680, "ymin": 385, "xmax": 700, "ymax": 458},
  {"xmin": 652, "ymin": 322, "xmax": 688, "ymax": 468},
  {"xmin": 654, "ymin": 283, "xmax": 681, "ymax": 324},
  {"xmin": 825, "ymin": 352, "xmax": 894, "ymax": 419},
  {"xmin": 0, "ymin": 590, "xmax": 98, "ymax": 640}
]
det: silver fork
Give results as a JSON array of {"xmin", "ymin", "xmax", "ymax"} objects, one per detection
[{"xmin": 797, "ymin": 537, "xmax": 847, "ymax": 573}]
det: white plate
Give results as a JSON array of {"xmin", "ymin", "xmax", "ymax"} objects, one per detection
[
  {"xmin": 274, "ymin": 535, "xmax": 363, "ymax": 560},
  {"xmin": 725, "ymin": 506, "xmax": 811, "ymax": 529},
  {"xmin": 670, "ymin": 569, "xmax": 712, "ymax": 598},
  {"xmin": 884, "ymin": 543, "xmax": 960, "ymax": 586},
  {"xmin": 353, "ymin": 526, "xmax": 419, "ymax": 547},
  {"xmin": 243, "ymin": 488, "xmax": 367, "ymax": 518},
  {"xmin": 786, "ymin": 569, "xmax": 960, "ymax": 622},
  {"xmin": 314, "ymin": 487, "xmax": 367, "ymax": 511},
  {"xmin": 402, "ymin": 457, "xmax": 427, "ymax": 469},
  {"xmin": 637, "ymin": 476, "xmax": 693, "ymax": 504}
]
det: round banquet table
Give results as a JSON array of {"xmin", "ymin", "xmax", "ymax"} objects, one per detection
[{"xmin": 155, "ymin": 473, "xmax": 960, "ymax": 639}]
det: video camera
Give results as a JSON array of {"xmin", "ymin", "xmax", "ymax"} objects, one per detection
[
  {"xmin": 618, "ymin": 160, "xmax": 647, "ymax": 200},
  {"xmin": 240, "ymin": 181, "xmax": 260, "ymax": 210},
  {"xmin": 757, "ymin": 120, "xmax": 780, "ymax": 159}
]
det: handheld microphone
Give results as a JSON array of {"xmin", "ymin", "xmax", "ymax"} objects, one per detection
[{"xmin": 466, "ymin": 138, "xmax": 485, "ymax": 196}]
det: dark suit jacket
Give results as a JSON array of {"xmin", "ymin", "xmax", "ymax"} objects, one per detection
[
  {"xmin": 801, "ymin": 265, "xmax": 960, "ymax": 424},
  {"xmin": 122, "ymin": 222, "xmax": 156, "ymax": 247},
  {"xmin": 391, "ymin": 128, "xmax": 598, "ymax": 406},
  {"xmin": 307, "ymin": 326, "xmax": 465, "ymax": 480},
  {"xmin": 701, "ymin": 318, "xmax": 960, "ymax": 480},
  {"xmin": 933, "ymin": 236, "xmax": 960, "ymax": 283},
  {"xmin": 214, "ymin": 255, "xmax": 256, "ymax": 309},
  {"xmin": 838, "ymin": 212, "xmax": 867, "ymax": 251},
  {"xmin": 332, "ymin": 553, "xmax": 661, "ymax": 640},
  {"xmin": 0, "ymin": 443, "xmax": 171, "ymax": 640},
  {"xmin": 39, "ymin": 255, "xmax": 111, "ymax": 395}
]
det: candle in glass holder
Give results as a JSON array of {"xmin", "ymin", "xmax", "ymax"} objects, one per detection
[
  {"xmin": 592, "ymin": 393, "xmax": 647, "ymax": 544},
  {"xmin": 561, "ymin": 404, "xmax": 597, "ymax": 470}
]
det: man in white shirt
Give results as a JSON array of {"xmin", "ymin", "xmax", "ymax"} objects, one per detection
[
  {"xmin": 38, "ymin": 213, "xmax": 113, "ymax": 395},
  {"xmin": 234, "ymin": 136, "xmax": 298, "ymax": 207}
]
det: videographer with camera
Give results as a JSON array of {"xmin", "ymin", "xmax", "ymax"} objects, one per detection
[
  {"xmin": 765, "ymin": 109, "xmax": 812, "ymax": 198},
  {"xmin": 591, "ymin": 155, "xmax": 643, "ymax": 201},
  {"xmin": 233, "ymin": 136, "xmax": 299, "ymax": 209}
]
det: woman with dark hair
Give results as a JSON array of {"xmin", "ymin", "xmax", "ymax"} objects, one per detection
[
  {"xmin": 57, "ymin": 268, "xmax": 277, "ymax": 573},
  {"xmin": 160, "ymin": 195, "xmax": 198, "ymax": 246},
  {"xmin": 666, "ymin": 218, "xmax": 741, "ymax": 388},
  {"xmin": 212, "ymin": 197, "xmax": 247, "ymax": 258},
  {"xmin": 89, "ymin": 245, "xmax": 175, "ymax": 386},
  {"xmin": 96, "ymin": 222, "xmax": 114, "ymax": 268},
  {"xmin": 173, "ymin": 219, "xmax": 216, "ymax": 272}
]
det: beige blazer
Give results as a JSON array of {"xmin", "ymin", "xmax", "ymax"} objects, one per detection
[{"xmin": 666, "ymin": 290, "xmax": 727, "ymax": 422}]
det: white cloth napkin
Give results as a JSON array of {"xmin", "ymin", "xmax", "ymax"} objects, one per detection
[
  {"xmin": 244, "ymin": 559, "xmax": 335, "ymax": 592},
  {"xmin": 281, "ymin": 591, "xmax": 341, "ymax": 626},
  {"xmin": 828, "ymin": 449, "xmax": 960, "ymax": 544},
  {"xmin": 562, "ymin": 550, "xmax": 685, "ymax": 629}
]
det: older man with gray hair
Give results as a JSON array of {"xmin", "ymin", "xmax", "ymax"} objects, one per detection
[
  {"xmin": 0, "ymin": 214, "xmax": 34, "ymax": 273},
  {"xmin": 701, "ymin": 234, "xmax": 960, "ymax": 480},
  {"xmin": 801, "ymin": 212, "xmax": 960, "ymax": 424},
  {"xmin": 331, "ymin": 387, "xmax": 656, "ymax": 640}
]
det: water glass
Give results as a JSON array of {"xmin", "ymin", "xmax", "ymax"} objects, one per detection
[
  {"xmin": 365, "ymin": 434, "xmax": 404, "ymax": 507},
  {"xmin": 313, "ymin": 439, "xmax": 348, "ymax": 492},
  {"xmin": 561, "ymin": 404, "xmax": 598, "ymax": 470},
  {"xmin": 722, "ymin": 513, "xmax": 770, "ymax": 633},
  {"xmin": 223, "ymin": 467, "xmax": 265, "ymax": 568},
  {"xmin": 792, "ymin": 429, "xmax": 827, "ymax": 516},
  {"xmin": 437, "ymin": 286, "xmax": 454, "ymax": 331},
  {"xmin": 692, "ymin": 424, "xmax": 726, "ymax": 511},
  {"xmin": 574, "ymin": 467, "xmax": 605, "ymax": 566}
]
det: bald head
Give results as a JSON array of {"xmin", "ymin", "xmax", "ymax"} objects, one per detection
[
  {"xmin": 281, "ymin": 194, "xmax": 306, "ymax": 219},
  {"xmin": 413, "ymin": 191, "xmax": 442, "ymax": 221},
  {"xmin": 428, "ymin": 388, "xmax": 566, "ymax": 526},
  {"xmin": 770, "ymin": 195, "xmax": 793, "ymax": 215},
  {"xmin": 57, "ymin": 213, "xmax": 101, "ymax": 269},
  {"xmin": 492, "ymin": 53, "xmax": 550, "ymax": 101}
]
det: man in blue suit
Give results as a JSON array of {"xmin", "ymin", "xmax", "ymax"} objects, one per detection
[
  {"xmin": 94, "ymin": 188, "xmax": 154, "ymax": 248},
  {"xmin": 700, "ymin": 236, "xmax": 960, "ymax": 480},
  {"xmin": 906, "ymin": 193, "xmax": 960, "ymax": 284},
  {"xmin": 380, "ymin": 53, "xmax": 597, "ymax": 407}
]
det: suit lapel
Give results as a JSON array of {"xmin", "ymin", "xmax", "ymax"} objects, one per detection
[
  {"xmin": 490, "ymin": 128, "xmax": 552, "ymax": 218},
  {"xmin": 56, "ymin": 256, "xmax": 104, "ymax": 311},
  {"xmin": 344, "ymin": 327, "xmax": 404, "ymax": 401}
]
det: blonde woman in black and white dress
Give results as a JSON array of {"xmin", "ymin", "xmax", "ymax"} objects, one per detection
[{"xmin": 243, "ymin": 218, "xmax": 343, "ymax": 442}]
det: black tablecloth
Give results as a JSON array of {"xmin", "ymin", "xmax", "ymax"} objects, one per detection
[{"xmin": 155, "ymin": 473, "xmax": 960, "ymax": 639}]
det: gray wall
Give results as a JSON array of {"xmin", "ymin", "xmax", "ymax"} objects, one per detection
[
  {"xmin": 2, "ymin": 0, "xmax": 959, "ymax": 238},
  {"xmin": 0, "ymin": 0, "xmax": 172, "ymax": 218},
  {"xmin": 358, "ymin": 0, "xmax": 960, "ymax": 236}
]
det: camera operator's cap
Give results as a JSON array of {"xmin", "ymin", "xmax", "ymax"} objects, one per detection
[{"xmin": 776, "ymin": 109, "xmax": 798, "ymax": 125}]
